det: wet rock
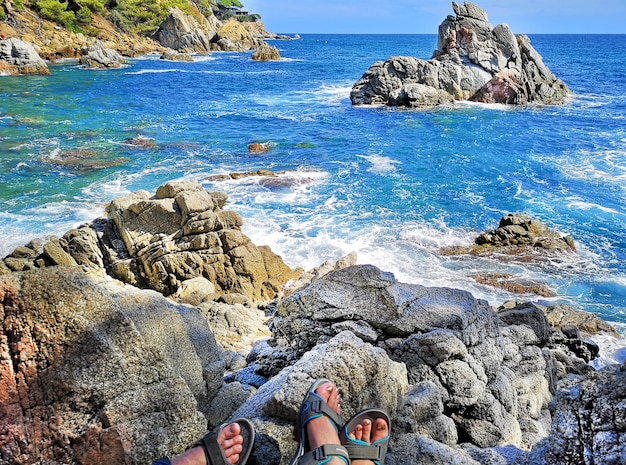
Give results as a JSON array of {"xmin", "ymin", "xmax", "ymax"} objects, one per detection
[
  {"xmin": 440, "ymin": 213, "xmax": 576, "ymax": 258},
  {"xmin": 161, "ymin": 50, "xmax": 194, "ymax": 61}
]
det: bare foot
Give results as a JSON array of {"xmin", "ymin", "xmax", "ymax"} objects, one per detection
[
  {"xmin": 171, "ymin": 422, "xmax": 244, "ymax": 465},
  {"xmin": 305, "ymin": 381, "xmax": 345, "ymax": 465},
  {"xmin": 348, "ymin": 417, "xmax": 389, "ymax": 465}
]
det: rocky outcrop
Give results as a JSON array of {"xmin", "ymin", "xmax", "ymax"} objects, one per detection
[
  {"xmin": 0, "ymin": 181, "xmax": 301, "ymax": 303},
  {"xmin": 78, "ymin": 40, "xmax": 126, "ymax": 69},
  {"xmin": 441, "ymin": 213, "xmax": 576, "ymax": 258},
  {"xmin": 252, "ymin": 42, "xmax": 281, "ymax": 61},
  {"xmin": 1, "ymin": 254, "xmax": 624, "ymax": 464},
  {"xmin": 152, "ymin": 7, "xmax": 218, "ymax": 54},
  {"xmin": 213, "ymin": 18, "xmax": 259, "ymax": 52},
  {"xmin": 524, "ymin": 360, "xmax": 626, "ymax": 465},
  {"xmin": 0, "ymin": 267, "xmax": 217, "ymax": 464},
  {"xmin": 264, "ymin": 265, "xmax": 556, "ymax": 450},
  {"xmin": 350, "ymin": 2, "xmax": 570, "ymax": 107},
  {"xmin": 0, "ymin": 37, "xmax": 50, "ymax": 75}
]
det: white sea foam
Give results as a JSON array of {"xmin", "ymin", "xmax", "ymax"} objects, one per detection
[
  {"xmin": 358, "ymin": 154, "xmax": 400, "ymax": 175},
  {"xmin": 126, "ymin": 69, "xmax": 189, "ymax": 75}
]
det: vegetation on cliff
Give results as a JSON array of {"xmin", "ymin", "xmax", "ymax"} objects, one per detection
[{"xmin": 1, "ymin": 0, "xmax": 258, "ymax": 37}]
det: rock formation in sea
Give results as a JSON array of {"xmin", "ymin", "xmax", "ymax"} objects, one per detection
[
  {"xmin": 350, "ymin": 2, "xmax": 570, "ymax": 107},
  {"xmin": 78, "ymin": 40, "xmax": 126, "ymax": 69},
  {"xmin": 0, "ymin": 181, "xmax": 301, "ymax": 303},
  {"xmin": 1, "ymin": 182, "xmax": 625, "ymax": 464}
]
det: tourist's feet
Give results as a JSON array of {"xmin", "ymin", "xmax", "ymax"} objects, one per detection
[
  {"xmin": 171, "ymin": 422, "xmax": 244, "ymax": 465},
  {"xmin": 347, "ymin": 416, "xmax": 389, "ymax": 465},
  {"xmin": 305, "ymin": 381, "xmax": 345, "ymax": 465}
]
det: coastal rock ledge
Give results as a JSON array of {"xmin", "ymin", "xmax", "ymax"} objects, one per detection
[{"xmin": 350, "ymin": 2, "xmax": 570, "ymax": 107}]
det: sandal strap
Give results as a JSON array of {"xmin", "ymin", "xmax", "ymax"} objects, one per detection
[
  {"xmin": 343, "ymin": 443, "xmax": 387, "ymax": 464},
  {"xmin": 301, "ymin": 392, "xmax": 343, "ymax": 430},
  {"xmin": 298, "ymin": 444, "xmax": 350, "ymax": 465}
]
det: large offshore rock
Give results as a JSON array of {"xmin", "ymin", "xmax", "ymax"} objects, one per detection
[{"xmin": 351, "ymin": 2, "xmax": 569, "ymax": 107}]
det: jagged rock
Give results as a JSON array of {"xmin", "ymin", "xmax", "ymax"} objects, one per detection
[
  {"xmin": 1, "ymin": 181, "xmax": 302, "ymax": 303},
  {"xmin": 231, "ymin": 331, "xmax": 409, "ymax": 465},
  {"xmin": 152, "ymin": 7, "xmax": 219, "ymax": 54},
  {"xmin": 79, "ymin": 40, "xmax": 126, "ymax": 69},
  {"xmin": 0, "ymin": 267, "xmax": 222, "ymax": 464},
  {"xmin": 252, "ymin": 42, "xmax": 281, "ymax": 61},
  {"xmin": 213, "ymin": 18, "xmax": 259, "ymax": 52},
  {"xmin": 0, "ymin": 37, "xmax": 50, "ymax": 75},
  {"xmin": 526, "ymin": 362, "xmax": 626, "ymax": 465},
  {"xmin": 351, "ymin": 2, "xmax": 569, "ymax": 107},
  {"xmin": 441, "ymin": 213, "xmax": 576, "ymax": 258},
  {"xmin": 265, "ymin": 264, "xmax": 556, "ymax": 449}
]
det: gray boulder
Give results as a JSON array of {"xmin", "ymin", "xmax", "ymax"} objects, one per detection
[
  {"xmin": 0, "ymin": 37, "xmax": 50, "ymax": 75},
  {"xmin": 351, "ymin": 2, "xmax": 569, "ymax": 107},
  {"xmin": 265, "ymin": 264, "xmax": 556, "ymax": 449},
  {"xmin": 79, "ymin": 40, "xmax": 126, "ymax": 69}
]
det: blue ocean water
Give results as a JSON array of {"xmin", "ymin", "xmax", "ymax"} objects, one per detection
[{"xmin": 1, "ymin": 34, "xmax": 625, "ymax": 340}]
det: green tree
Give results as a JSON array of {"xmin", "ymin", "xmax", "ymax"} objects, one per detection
[{"xmin": 36, "ymin": 0, "xmax": 75, "ymax": 27}]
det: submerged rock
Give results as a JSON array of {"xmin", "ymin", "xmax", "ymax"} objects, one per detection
[{"xmin": 350, "ymin": 2, "xmax": 569, "ymax": 107}]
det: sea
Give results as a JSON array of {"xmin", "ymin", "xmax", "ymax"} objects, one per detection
[{"xmin": 1, "ymin": 34, "xmax": 625, "ymax": 363}]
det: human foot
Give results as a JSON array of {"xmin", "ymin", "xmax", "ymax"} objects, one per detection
[
  {"xmin": 341, "ymin": 409, "xmax": 390, "ymax": 465},
  {"xmin": 170, "ymin": 420, "xmax": 250, "ymax": 465},
  {"xmin": 291, "ymin": 379, "xmax": 350, "ymax": 465}
]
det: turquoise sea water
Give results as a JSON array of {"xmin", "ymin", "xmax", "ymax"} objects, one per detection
[{"xmin": 1, "ymin": 34, "xmax": 625, "ymax": 337}]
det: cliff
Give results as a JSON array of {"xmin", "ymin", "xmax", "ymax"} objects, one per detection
[{"xmin": 0, "ymin": 0, "xmax": 280, "ymax": 67}]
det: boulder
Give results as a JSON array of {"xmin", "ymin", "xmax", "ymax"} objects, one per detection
[
  {"xmin": 79, "ymin": 40, "xmax": 126, "ymax": 69},
  {"xmin": 160, "ymin": 50, "xmax": 194, "ymax": 62},
  {"xmin": 152, "ymin": 7, "xmax": 219, "ymax": 54},
  {"xmin": 440, "ymin": 213, "xmax": 576, "ymax": 258},
  {"xmin": 265, "ymin": 264, "xmax": 556, "ymax": 449},
  {"xmin": 0, "ymin": 267, "xmax": 222, "ymax": 464},
  {"xmin": 252, "ymin": 42, "xmax": 281, "ymax": 61},
  {"xmin": 351, "ymin": 2, "xmax": 569, "ymax": 107},
  {"xmin": 0, "ymin": 37, "xmax": 50, "ymax": 75}
]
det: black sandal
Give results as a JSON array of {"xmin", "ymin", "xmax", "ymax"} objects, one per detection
[
  {"xmin": 290, "ymin": 378, "xmax": 350, "ymax": 465},
  {"xmin": 194, "ymin": 418, "xmax": 255, "ymax": 465}
]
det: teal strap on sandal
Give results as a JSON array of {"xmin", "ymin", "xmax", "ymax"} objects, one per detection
[
  {"xmin": 298, "ymin": 444, "xmax": 351, "ymax": 465},
  {"xmin": 340, "ymin": 409, "xmax": 391, "ymax": 465},
  {"xmin": 290, "ymin": 378, "xmax": 347, "ymax": 465}
]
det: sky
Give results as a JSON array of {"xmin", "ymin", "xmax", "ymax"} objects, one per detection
[{"xmin": 242, "ymin": 0, "xmax": 626, "ymax": 34}]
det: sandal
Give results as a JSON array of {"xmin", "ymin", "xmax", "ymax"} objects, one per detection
[
  {"xmin": 340, "ymin": 409, "xmax": 390, "ymax": 465},
  {"xmin": 194, "ymin": 418, "xmax": 256, "ymax": 465},
  {"xmin": 290, "ymin": 378, "xmax": 350, "ymax": 465}
]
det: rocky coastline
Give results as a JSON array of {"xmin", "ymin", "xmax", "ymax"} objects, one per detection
[
  {"xmin": 0, "ymin": 1, "xmax": 288, "ymax": 74},
  {"xmin": 1, "ymin": 181, "xmax": 625, "ymax": 465}
]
